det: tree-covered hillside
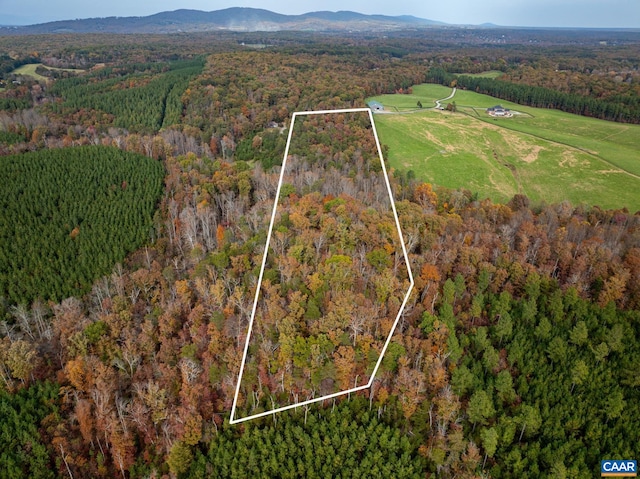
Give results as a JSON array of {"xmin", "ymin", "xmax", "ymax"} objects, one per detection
[
  {"xmin": 186, "ymin": 398, "xmax": 426, "ymax": 478},
  {"xmin": 0, "ymin": 31, "xmax": 638, "ymax": 479},
  {"xmin": 0, "ymin": 146, "xmax": 163, "ymax": 306},
  {"xmin": 48, "ymin": 59, "xmax": 204, "ymax": 133}
]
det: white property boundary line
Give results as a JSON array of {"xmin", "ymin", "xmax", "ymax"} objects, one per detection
[{"xmin": 230, "ymin": 107, "xmax": 415, "ymax": 424}]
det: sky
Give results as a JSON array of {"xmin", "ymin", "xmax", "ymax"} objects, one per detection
[{"xmin": 0, "ymin": 0, "xmax": 638, "ymax": 28}]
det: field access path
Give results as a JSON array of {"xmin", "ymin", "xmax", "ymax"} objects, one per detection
[
  {"xmin": 434, "ymin": 87, "xmax": 456, "ymax": 109},
  {"xmin": 376, "ymin": 87, "xmax": 457, "ymax": 114}
]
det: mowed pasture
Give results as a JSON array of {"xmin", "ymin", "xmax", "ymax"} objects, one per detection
[
  {"xmin": 372, "ymin": 84, "xmax": 451, "ymax": 112},
  {"xmin": 12, "ymin": 63, "xmax": 85, "ymax": 81},
  {"xmin": 369, "ymin": 84, "xmax": 640, "ymax": 210},
  {"xmin": 456, "ymin": 70, "xmax": 503, "ymax": 78}
]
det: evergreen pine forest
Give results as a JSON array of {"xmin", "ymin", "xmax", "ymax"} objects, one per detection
[
  {"xmin": 0, "ymin": 26, "xmax": 639, "ymax": 479},
  {"xmin": 0, "ymin": 146, "xmax": 164, "ymax": 305}
]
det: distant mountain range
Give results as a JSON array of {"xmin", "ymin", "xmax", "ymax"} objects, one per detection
[{"xmin": 0, "ymin": 8, "xmax": 446, "ymax": 35}]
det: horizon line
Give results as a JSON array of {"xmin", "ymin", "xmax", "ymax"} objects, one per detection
[{"xmin": 1, "ymin": 8, "xmax": 639, "ymax": 31}]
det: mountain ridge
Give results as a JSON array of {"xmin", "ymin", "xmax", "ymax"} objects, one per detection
[{"xmin": 0, "ymin": 8, "xmax": 446, "ymax": 35}]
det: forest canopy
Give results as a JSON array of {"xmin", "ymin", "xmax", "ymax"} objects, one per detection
[
  {"xmin": 0, "ymin": 28, "xmax": 638, "ymax": 479},
  {"xmin": 0, "ymin": 145, "xmax": 163, "ymax": 307},
  {"xmin": 47, "ymin": 59, "xmax": 205, "ymax": 133},
  {"xmin": 188, "ymin": 398, "xmax": 426, "ymax": 478}
]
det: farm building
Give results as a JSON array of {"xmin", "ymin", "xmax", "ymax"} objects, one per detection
[
  {"xmin": 368, "ymin": 101, "xmax": 384, "ymax": 112},
  {"xmin": 487, "ymin": 105, "xmax": 511, "ymax": 117}
]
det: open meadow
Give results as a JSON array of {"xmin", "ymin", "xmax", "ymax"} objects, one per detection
[
  {"xmin": 369, "ymin": 84, "xmax": 640, "ymax": 210},
  {"xmin": 12, "ymin": 63, "xmax": 85, "ymax": 81}
]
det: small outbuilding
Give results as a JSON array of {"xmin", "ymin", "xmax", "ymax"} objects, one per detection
[{"xmin": 368, "ymin": 101, "xmax": 384, "ymax": 112}]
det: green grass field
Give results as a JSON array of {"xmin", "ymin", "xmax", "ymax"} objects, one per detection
[
  {"xmin": 12, "ymin": 63, "xmax": 85, "ymax": 81},
  {"xmin": 455, "ymin": 71, "xmax": 504, "ymax": 79},
  {"xmin": 12, "ymin": 64, "xmax": 49, "ymax": 81},
  {"xmin": 372, "ymin": 84, "xmax": 452, "ymax": 112},
  {"xmin": 368, "ymin": 84, "xmax": 640, "ymax": 210}
]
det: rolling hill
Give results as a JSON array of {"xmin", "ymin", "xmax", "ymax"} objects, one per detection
[
  {"xmin": 0, "ymin": 8, "xmax": 445, "ymax": 35},
  {"xmin": 368, "ymin": 84, "xmax": 640, "ymax": 210}
]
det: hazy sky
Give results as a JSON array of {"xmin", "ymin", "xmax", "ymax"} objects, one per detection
[{"xmin": 1, "ymin": 0, "xmax": 638, "ymax": 28}]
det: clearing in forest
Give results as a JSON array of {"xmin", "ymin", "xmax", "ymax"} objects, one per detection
[
  {"xmin": 231, "ymin": 108, "xmax": 414, "ymax": 423},
  {"xmin": 11, "ymin": 63, "xmax": 85, "ymax": 81}
]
